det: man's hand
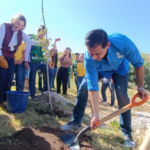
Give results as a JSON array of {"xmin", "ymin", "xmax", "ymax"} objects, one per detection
[
  {"xmin": 71, "ymin": 73, "xmax": 73, "ymax": 78},
  {"xmin": 0, "ymin": 56, "xmax": 8, "ymax": 69},
  {"xmin": 89, "ymin": 116, "xmax": 100, "ymax": 130},
  {"xmin": 24, "ymin": 62, "xmax": 29, "ymax": 70},
  {"xmin": 137, "ymin": 88, "xmax": 148, "ymax": 99}
]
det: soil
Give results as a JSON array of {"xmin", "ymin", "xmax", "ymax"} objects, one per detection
[
  {"xmin": 35, "ymin": 108, "xmax": 72, "ymax": 118},
  {"xmin": 0, "ymin": 126, "xmax": 94, "ymax": 150}
]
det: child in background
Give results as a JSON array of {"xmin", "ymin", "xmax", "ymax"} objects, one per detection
[
  {"xmin": 14, "ymin": 42, "xmax": 26, "ymax": 91},
  {"xmin": 76, "ymin": 54, "xmax": 86, "ymax": 88}
]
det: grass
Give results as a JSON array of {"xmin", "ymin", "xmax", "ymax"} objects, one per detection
[{"xmin": 0, "ymin": 69, "xmax": 150, "ymax": 149}]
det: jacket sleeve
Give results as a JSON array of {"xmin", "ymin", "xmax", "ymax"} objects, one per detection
[
  {"xmin": 0, "ymin": 24, "xmax": 5, "ymax": 56},
  {"xmin": 84, "ymin": 52, "xmax": 99, "ymax": 91},
  {"xmin": 124, "ymin": 35, "xmax": 144, "ymax": 68}
]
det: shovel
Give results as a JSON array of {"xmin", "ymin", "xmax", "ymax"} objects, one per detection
[{"xmin": 60, "ymin": 93, "xmax": 149, "ymax": 150}]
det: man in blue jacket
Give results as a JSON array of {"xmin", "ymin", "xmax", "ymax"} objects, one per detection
[{"xmin": 61, "ymin": 29, "xmax": 148, "ymax": 147}]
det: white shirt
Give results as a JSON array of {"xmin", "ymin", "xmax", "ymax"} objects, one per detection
[
  {"xmin": 0, "ymin": 23, "xmax": 39, "ymax": 56},
  {"xmin": 103, "ymin": 77, "xmax": 111, "ymax": 83}
]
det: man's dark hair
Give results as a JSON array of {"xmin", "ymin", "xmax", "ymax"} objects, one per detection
[
  {"xmin": 85, "ymin": 29, "xmax": 108, "ymax": 48},
  {"xmin": 75, "ymin": 53, "xmax": 79, "ymax": 55}
]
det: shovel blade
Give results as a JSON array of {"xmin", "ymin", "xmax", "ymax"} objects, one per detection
[
  {"xmin": 69, "ymin": 140, "xmax": 80, "ymax": 150},
  {"xmin": 59, "ymin": 134, "xmax": 80, "ymax": 150}
]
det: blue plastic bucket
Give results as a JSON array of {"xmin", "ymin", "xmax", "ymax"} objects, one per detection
[{"xmin": 6, "ymin": 91, "xmax": 30, "ymax": 113}]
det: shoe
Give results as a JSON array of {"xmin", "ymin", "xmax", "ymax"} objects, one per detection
[
  {"xmin": 110, "ymin": 104, "xmax": 114, "ymax": 107},
  {"xmin": 101, "ymin": 100, "xmax": 107, "ymax": 104},
  {"xmin": 61, "ymin": 121, "xmax": 82, "ymax": 131},
  {"xmin": 123, "ymin": 136, "xmax": 135, "ymax": 148},
  {"xmin": 50, "ymin": 89, "xmax": 56, "ymax": 92}
]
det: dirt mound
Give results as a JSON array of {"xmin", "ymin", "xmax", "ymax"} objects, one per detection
[
  {"xmin": 0, "ymin": 126, "xmax": 94, "ymax": 150},
  {"xmin": 35, "ymin": 107, "xmax": 72, "ymax": 118}
]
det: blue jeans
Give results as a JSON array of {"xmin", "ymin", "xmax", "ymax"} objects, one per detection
[
  {"xmin": 29, "ymin": 63, "xmax": 54, "ymax": 96},
  {"xmin": 101, "ymin": 82, "xmax": 115, "ymax": 105},
  {"xmin": 14, "ymin": 62, "xmax": 25, "ymax": 91},
  {"xmin": 52, "ymin": 68, "xmax": 57, "ymax": 88},
  {"xmin": 72, "ymin": 73, "xmax": 132, "ymax": 137},
  {"xmin": 25, "ymin": 67, "xmax": 30, "ymax": 79},
  {"xmin": 77, "ymin": 76, "xmax": 84, "ymax": 89},
  {"xmin": 0, "ymin": 57, "xmax": 15, "ymax": 103}
]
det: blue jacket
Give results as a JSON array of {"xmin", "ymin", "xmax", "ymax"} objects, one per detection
[{"xmin": 85, "ymin": 33, "xmax": 144, "ymax": 91}]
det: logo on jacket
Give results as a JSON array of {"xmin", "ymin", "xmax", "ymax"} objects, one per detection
[{"xmin": 116, "ymin": 52, "xmax": 124, "ymax": 59}]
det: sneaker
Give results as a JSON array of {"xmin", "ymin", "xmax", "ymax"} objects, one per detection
[
  {"xmin": 61, "ymin": 121, "xmax": 82, "ymax": 131},
  {"xmin": 123, "ymin": 136, "xmax": 135, "ymax": 148},
  {"xmin": 50, "ymin": 89, "xmax": 56, "ymax": 92},
  {"xmin": 110, "ymin": 104, "xmax": 114, "ymax": 107},
  {"xmin": 101, "ymin": 101, "xmax": 107, "ymax": 104}
]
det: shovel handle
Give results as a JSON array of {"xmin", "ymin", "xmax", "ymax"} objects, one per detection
[
  {"xmin": 75, "ymin": 93, "xmax": 149, "ymax": 138},
  {"xmin": 128, "ymin": 93, "xmax": 149, "ymax": 108},
  {"xmin": 99, "ymin": 93, "xmax": 149, "ymax": 125}
]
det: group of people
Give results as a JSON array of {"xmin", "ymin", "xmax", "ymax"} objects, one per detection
[
  {"xmin": 0, "ymin": 13, "xmax": 148, "ymax": 148},
  {"xmin": 0, "ymin": 13, "xmax": 86, "ymax": 104}
]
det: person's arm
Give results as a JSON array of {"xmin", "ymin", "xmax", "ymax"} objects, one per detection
[
  {"xmin": 24, "ymin": 43, "xmax": 31, "ymax": 70},
  {"xmin": 135, "ymin": 66, "xmax": 146, "ymax": 98},
  {"xmin": 84, "ymin": 51, "xmax": 99, "ymax": 129},
  {"xmin": 0, "ymin": 24, "xmax": 8, "ymax": 68},
  {"xmin": 121, "ymin": 35, "xmax": 148, "ymax": 98},
  {"xmin": 88, "ymin": 91, "xmax": 100, "ymax": 130},
  {"xmin": 52, "ymin": 38, "xmax": 60, "ymax": 50},
  {"xmin": 0, "ymin": 24, "xmax": 5, "ymax": 56},
  {"xmin": 58, "ymin": 52, "xmax": 66, "ymax": 60},
  {"xmin": 22, "ymin": 32, "xmax": 39, "ymax": 46}
]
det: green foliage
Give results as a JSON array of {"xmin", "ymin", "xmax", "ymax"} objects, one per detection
[
  {"xmin": 144, "ymin": 62, "xmax": 150, "ymax": 90},
  {"xmin": 128, "ymin": 52, "xmax": 150, "ymax": 90},
  {"xmin": 110, "ymin": 120, "xmax": 120, "ymax": 130}
]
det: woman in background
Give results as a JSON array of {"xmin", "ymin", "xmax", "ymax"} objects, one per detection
[
  {"xmin": 57, "ymin": 47, "xmax": 72, "ymax": 95},
  {"xmin": 0, "ymin": 14, "xmax": 39, "ymax": 107}
]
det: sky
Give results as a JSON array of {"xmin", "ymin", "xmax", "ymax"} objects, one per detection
[{"xmin": 0, "ymin": 0, "xmax": 150, "ymax": 53}]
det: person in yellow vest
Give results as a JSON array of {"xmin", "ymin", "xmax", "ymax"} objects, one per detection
[
  {"xmin": 14, "ymin": 42, "xmax": 26, "ymax": 91},
  {"xmin": 76, "ymin": 53, "xmax": 86, "ymax": 88}
]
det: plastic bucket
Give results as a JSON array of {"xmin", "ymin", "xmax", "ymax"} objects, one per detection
[{"xmin": 6, "ymin": 91, "xmax": 30, "ymax": 113}]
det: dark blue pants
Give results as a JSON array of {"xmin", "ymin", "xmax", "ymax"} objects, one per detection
[
  {"xmin": 14, "ymin": 62, "xmax": 25, "ymax": 91},
  {"xmin": 56, "ymin": 67, "xmax": 68, "ymax": 94},
  {"xmin": 29, "ymin": 63, "xmax": 54, "ymax": 97},
  {"xmin": 101, "ymin": 82, "xmax": 115, "ymax": 105},
  {"xmin": 0, "ymin": 58, "xmax": 15, "ymax": 103},
  {"xmin": 72, "ymin": 73, "xmax": 132, "ymax": 137},
  {"xmin": 77, "ymin": 76, "xmax": 84, "ymax": 89}
]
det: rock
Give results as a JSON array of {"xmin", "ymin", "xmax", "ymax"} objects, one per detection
[{"xmin": 43, "ymin": 91, "xmax": 70, "ymax": 105}]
